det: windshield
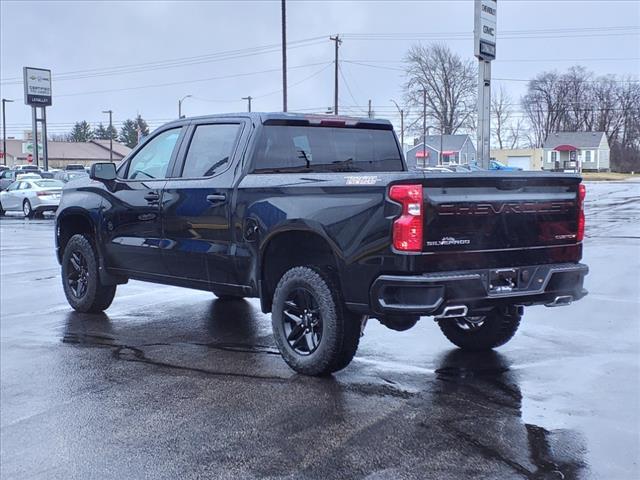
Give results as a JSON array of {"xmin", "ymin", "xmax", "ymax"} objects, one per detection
[{"xmin": 252, "ymin": 125, "xmax": 403, "ymax": 173}]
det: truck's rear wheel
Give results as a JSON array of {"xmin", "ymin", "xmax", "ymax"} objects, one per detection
[
  {"xmin": 61, "ymin": 234, "xmax": 117, "ymax": 313},
  {"xmin": 271, "ymin": 266, "xmax": 362, "ymax": 376},
  {"xmin": 438, "ymin": 308, "xmax": 521, "ymax": 351}
]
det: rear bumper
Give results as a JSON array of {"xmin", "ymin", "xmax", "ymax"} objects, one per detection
[
  {"xmin": 370, "ymin": 262, "xmax": 588, "ymax": 316},
  {"xmin": 32, "ymin": 198, "xmax": 60, "ymax": 211}
]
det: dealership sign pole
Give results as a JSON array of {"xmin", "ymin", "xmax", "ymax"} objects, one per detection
[
  {"xmin": 23, "ymin": 67, "xmax": 52, "ymax": 170},
  {"xmin": 474, "ymin": 0, "xmax": 496, "ymax": 170}
]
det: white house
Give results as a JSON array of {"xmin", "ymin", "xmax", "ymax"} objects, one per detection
[{"xmin": 542, "ymin": 132, "xmax": 610, "ymax": 172}]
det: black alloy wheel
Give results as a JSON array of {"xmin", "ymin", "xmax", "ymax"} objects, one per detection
[
  {"xmin": 282, "ymin": 287, "xmax": 323, "ymax": 355},
  {"xmin": 66, "ymin": 250, "xmax": 89, "ymax": 299},
  {"xmin": 61, "ymin": 234, "xmax": 117, "ymax": 313},
  {"xmin": 271, "ymin": 266, "xmax": 363, "ymax": 376}
]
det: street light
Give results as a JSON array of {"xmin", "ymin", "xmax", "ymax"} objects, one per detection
[
  {"xmin": 390, "ymin": 99, "xmax": 404, "ymax": 150},
  {"xmin": 102, "ymin": 109, "xmax": 113, "ymax": 162},
  {"xmin": 241, "ymin": 96, "xmax": 253, "ymax": 112},
  {"xmin": 2, "ymin": 99, "xmax": 14, "ymax": 166},
  {"xmin": 178, "ymin": 95, "xmax": 192, "ymax": 119}
]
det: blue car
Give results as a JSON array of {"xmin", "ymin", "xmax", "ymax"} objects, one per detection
[{"xmin": 490, "ymin": 160, "xmax": 522, "ymax": 171}]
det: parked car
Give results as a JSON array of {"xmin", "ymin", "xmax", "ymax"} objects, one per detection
[
  {"xmin": 0, "ymin": 178, "xmax": 63, "ymax": 218},
  {"xmin": 0, "ymin": 165, "xmax": 9, "ymax": 173},
  {"xmin": 65, "ymin": 164, "xmax": 86, "ymax": 171},
  {"xmin": 489, "ymin": 160, "xmax": 522, "ymax": 171},
  {"xmin": 418, "ymin": 166, "xmax": 454, "ymax": 173},
  {"xmin": 447, "ymin": 164, "xmax": 485, "ymax": 172},
  {"xmin": 0, "ymin": 170, "xmax": 18, "ymax": 190},
  {"xmin": 55, "ymin": 113, "xmax": 588, "ymax": 376},
  {"xmin": 55, "ymin": 170, "xmax": 89, "ymax": 183},
  {"xmin": 16, "ymin": 172, "xmax": 42, "ymax": 181},
  {"xmin": 14, "ymin": 164, "xmax": 40, "ymax": 172}
]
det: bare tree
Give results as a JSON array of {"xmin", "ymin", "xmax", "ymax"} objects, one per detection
[
  {"xmin": 403, "ymin": 43, "xmax": 476, "ymax": 135},
  {"xmin": 521, "ymin": 71, "xmax": 571, "ymax": 147},
  {"xmin": 491, "ymin": 85, "xmax": 511, "ymax": 149},
  {"xmin": 560, "ymin": 66, "xmax": 593, "ymax": 131},
  {"xmin": 507, "ymin": 117, "xmax": 526, "ymax": 149},
  {"xmin": 617, "ymin": 78, "xmax": 640, "ymax": 149}
]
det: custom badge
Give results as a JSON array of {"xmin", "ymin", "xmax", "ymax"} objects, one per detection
[{"xmin": 344, "ymin": 175, "xmax": 381, "ymax": 185}]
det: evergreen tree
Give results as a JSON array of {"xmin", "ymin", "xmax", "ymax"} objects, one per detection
[
  {"xmin": 119, "ymin": 115, "xmax": 150, "ymax": 148},
  {"xmin": 68, "ymin": 121, "xmax": 94, "ymax": 142},
  {"xmin": 106, "ymin": 123, "xmax": 119, "ymax": 140},
  {"xmin": 94, "ymin": 123, "xmax": 109, "ymax": 139}
]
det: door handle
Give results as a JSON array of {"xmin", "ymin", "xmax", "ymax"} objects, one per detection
[
  {"xmin": 144, "ymin": 191, "xmax": 160, "ymax": 202},
  {"xmin": 206, "ymin": 193, "xmax": 226, "ymax": 203}
]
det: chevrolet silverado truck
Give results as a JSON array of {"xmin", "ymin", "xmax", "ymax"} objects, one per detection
[{"xmin": 55, "ymin": 113, "xmax": 588, "ymax": 376}]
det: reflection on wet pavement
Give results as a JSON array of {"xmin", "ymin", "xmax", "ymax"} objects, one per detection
[{"xmin": 1, "ymin": 181, "xmax": 638, "ymax": 479}]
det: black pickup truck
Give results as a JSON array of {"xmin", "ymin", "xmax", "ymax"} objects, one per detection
[{"xmin": 55, "ymin": 113, "xmax": 588, "ymax": 375}]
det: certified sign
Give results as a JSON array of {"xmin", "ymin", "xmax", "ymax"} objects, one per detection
[
  {"xmin": 474, "ymin": 0, "xmax": 497, "ymax": 61},
  {"xmin": 23, "ymin": 67, "xmax": 52, "ymax": 106}
]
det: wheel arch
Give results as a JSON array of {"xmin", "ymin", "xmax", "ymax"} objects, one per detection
[
  {"xmin": 56, "ymin": 208, "xmax": 100, "ymax": 264},
  {"xmin": 259, "ymin": 226, "xmax": 343, "ymax": 313}
]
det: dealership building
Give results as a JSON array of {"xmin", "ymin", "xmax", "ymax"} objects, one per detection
[{"xmin": 1, "ymin": 139, "xmax": 131, "ymax": 169}]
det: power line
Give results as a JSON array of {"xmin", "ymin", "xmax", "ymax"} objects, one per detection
[
  {"xmin": 0, "ymin": 37, "xmax": 328, "ymax": 85},
  {"xmin": 342, "ymin": 60, "xmax": 640, "ymax": 83},
  {"xmin": 253, "ymin": 62, "xmax": 333, "ymax": 99},
  {"xmin": 338, "ymin": 64, "xmax": 366, "ymax": 115},
  {"xmin": 46, "ymin": 62, "xmax": 331, "ymax": 98},
  {"xmin": 344, "ymin": 57, "xmax": 640, "ymax": 64}
]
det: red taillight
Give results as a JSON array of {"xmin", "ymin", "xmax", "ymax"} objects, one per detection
[
  {"xmin": 577, "ymin": 183, "xmax": 586, "ymax": 242},
  {"xmin": 389, "ymin": 184, "xmax": 423, "ymax": 251}
]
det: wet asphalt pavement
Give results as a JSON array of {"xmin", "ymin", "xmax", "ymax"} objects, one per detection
[{"xmin": 1, "ymin": 181, "xmax": 639, "ymax": 480}]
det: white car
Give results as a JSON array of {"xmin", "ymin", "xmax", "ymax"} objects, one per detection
[
  {"xmin": 16, "ymin": 172, "xmax": 42, "ymax": 181},
  {"xmin": 0, "ymin": 179, "xmax": 64, "ymax": 218}
]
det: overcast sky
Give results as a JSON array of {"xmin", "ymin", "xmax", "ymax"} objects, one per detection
[{"xmin": 1, "ymin": 0, "xmax": 638, "ymax": 139}]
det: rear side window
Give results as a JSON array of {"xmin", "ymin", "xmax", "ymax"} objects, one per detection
[
  {"xmin": 182, "ymin": 124, "xmax": 241, "ymax": 178},
  {"xmin": 251, "ymin": 125, "xmax": 403, "ymax": 173}
]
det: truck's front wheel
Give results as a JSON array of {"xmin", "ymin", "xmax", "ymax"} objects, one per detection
[
  {"xmin": 438, "ymin": 308, "xmax": 521, "ymax": 351},
  {"xmin": 271, "ymin": 266, "xmax": 362, "ymax": 376},
  {"xmin": 61, "ymin": 234, "xmax": 117, "ymax": 313}
]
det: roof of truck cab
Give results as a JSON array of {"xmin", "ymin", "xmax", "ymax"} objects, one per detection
[{"xmin": 162, "ymin": 112, "xmax": 393, "ymax": 128}]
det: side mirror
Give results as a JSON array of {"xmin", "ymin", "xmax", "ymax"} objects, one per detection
[{"xmin": 90, "ymin": 162, "xmax": 117, "ymax": 181}]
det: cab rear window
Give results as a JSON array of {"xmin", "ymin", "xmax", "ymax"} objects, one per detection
[{"xmin": 252, "ymin": 125, "xmax": 403, "ymax": 173}]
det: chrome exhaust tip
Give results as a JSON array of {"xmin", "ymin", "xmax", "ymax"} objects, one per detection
[
  {"xmin": 545, "ymin": 295, "xmax": 573, "ymax": 307},
  {"xmin": 435, "ymin": 305, "xmax": 468, "ymax": 319}
]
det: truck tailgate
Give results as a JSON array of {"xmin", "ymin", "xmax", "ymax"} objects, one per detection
[{"xmin": 421, "ymin": 174, "xmax": 582, "ymax": 252}]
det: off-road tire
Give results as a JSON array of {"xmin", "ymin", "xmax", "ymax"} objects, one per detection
[
  {"xmin": 61, "ymin": 234, "xmax": 116, "ymax": 313},
  {"xmin": 23, "ymin": 199, "xmax": 34, "ymax": 219},
  {"xmin": 271, "ymin": 266, "xmax": 362, "ymax": 376},
  {"xmin": 438, "ymin": 309, "xmax": 522, "ymax": 351}
]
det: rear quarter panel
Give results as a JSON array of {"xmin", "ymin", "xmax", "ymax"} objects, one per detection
[{"xmin": 235, "ymin": 172, "xmax": 421, "ymax": 304}]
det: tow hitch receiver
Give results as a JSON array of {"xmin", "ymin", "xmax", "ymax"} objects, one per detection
[{"xmin": 489, "ymin": 268, "xmax": 518, "ymax": 293}]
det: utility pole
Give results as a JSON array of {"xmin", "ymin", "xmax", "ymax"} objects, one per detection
[
  {"xmin": 2, "ymin": 99, "xmax": 13, "ymax": 166},
  {"xmin": 329, "ymin": 34, "xmax": 341, "ymax": 115},
  {"xmin": 440, "ymin": 123, "xmax": 444, "ymax": 165},
  {"xmin": 422, "ymin": 89, "xmax": 427, "ymax": 166},
  {"xmin": 390, "ymin": 99, "xmax": 404, "ymax": 150},
  {"xmin": 178, "ymin": 94, "xmax": 192, "ymax": 119},
  {"xmin": 102, "ymin": 109, "xmax": 113, "ymax": 162},
  {"xmin": 367, "ymin": 99, "xmax": 373, "ymax": 119},
  {"xmin": 242, "ymin": 96, "xmax": 253, "ymax": 112},
  {"xmin": 281, "ymin": 0, "xmax": 287, "ymax": 112}
]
